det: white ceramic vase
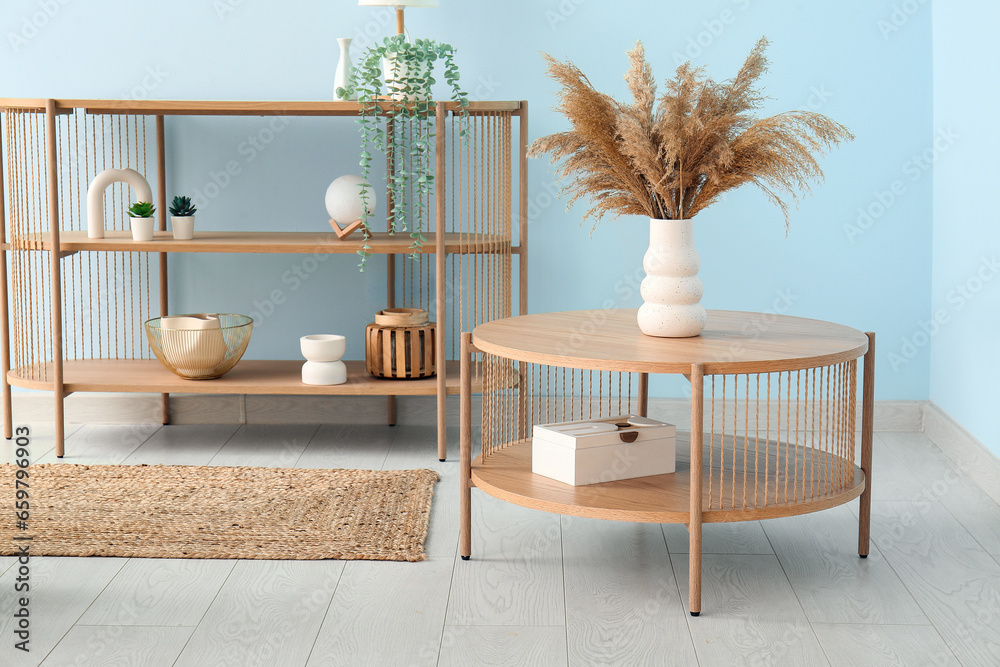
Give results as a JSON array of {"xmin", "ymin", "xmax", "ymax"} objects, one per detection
[
  {"xmin": 301, "ymin": 334, "xmax": 347, "ymax": 385},
  {"xmin": 130, "ymin": 217, "xmax": 155, "ymax": 242},
  {"xmin": 171, "ymin": 215, "xmax": 195, "ymax": 240},
  {"xmin": 302, "ymin": 360, "xmax": 347, "ymax": 386},
  {"xmin": 334, "ymin": 37, "xmax": 356, "ymax": 100},
  {"xmin": 636, "ymin": 218, "xmax": 706, "ymax": 338}
]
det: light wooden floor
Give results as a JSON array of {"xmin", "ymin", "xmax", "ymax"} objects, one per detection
[{"xmin": 2, "ymin": 422, "xmax": 999, "ymax": 666}]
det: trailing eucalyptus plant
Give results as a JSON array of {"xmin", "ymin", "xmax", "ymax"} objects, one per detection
[{"xmin": 337, "ymin": 33, "xmax": 469, "ymax": 270}]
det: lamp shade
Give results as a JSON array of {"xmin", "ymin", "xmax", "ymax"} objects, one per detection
[{"xmin": 358, "ymin": 0, "xmax": 438, "ymax": 6}]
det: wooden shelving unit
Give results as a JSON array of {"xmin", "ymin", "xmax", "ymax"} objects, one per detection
[{"xmin": 0, "ymin": 98, "xmax": 528, "ymax": 459}]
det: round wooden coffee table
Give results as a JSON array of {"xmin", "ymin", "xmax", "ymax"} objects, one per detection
[{"xmin": 458, "ymin": 309, "xmax": 875, "ymax": 616}]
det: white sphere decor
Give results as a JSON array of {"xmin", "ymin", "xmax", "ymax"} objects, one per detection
[{"xmin": 325, "ymin": 175, "xmax": 375, "ymax": 223}]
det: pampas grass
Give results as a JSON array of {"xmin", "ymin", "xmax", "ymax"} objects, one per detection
[{"xmin": 529, "ymin": 37, "xmax": 854, "ymax": 230}]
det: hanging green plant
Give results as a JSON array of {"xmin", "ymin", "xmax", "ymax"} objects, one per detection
[{"xmin": 337, "ymin": 33, "xmax": 469, "ymax": 270}]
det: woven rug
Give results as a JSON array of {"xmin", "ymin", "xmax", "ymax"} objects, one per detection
[{"xmin": 0, "ymin": 464, "xmax": 439, "ymax": 562}]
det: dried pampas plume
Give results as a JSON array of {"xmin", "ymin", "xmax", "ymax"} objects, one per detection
[{"xmin": 529, "ymin": 37, "xmax": 854, "ymax": 231}]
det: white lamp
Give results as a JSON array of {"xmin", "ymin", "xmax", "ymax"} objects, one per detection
[{"xmin": 358, "ymin": 0, "xmax": 439, "ymax": 35}]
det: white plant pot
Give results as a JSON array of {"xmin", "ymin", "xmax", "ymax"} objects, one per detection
[
  {"xmin": 130, "ymin": 217, "xmax": 155, "ymax": 242},
  {"xmin": 300, "ymin": 334, "xmax": 346, "ymax": 363},
  {"xmin": 171, "ymin": 215, "xmax": 195, "ymax": 240},
  {"xmin": 302, "ymin": 360, "xmax": 347, "ymax": 386},
  {"xmin": 382, "ymin": 54, "xmax": 430, "ymax": 101},
  {"xmin": 636, "ymin": 218, "xmax": 706, "ymax": 338}
]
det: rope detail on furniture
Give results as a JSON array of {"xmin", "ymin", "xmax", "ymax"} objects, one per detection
[{"xmin": 478, "ymin": 356, "xmax": 860, "ymax": 512}]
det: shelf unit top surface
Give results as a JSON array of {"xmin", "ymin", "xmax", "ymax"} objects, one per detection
[
  {"xmin": 0, "ymin": 98, "xmax": 522, "ymax": 116},
  {"xmin": 11, "ymin": 231, "xmax": 510, "ymax": 255},
  {"xmin": 472, "ymin": 309, "xmax": 870, "ymax": 375}
]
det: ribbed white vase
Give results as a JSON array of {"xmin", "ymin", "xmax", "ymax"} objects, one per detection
[{"xmin": 637, "ymin": 218, "xmax": 706, "ymax": 337}]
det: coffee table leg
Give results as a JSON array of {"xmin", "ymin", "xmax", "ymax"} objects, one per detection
[
  {"xmin": 859, "ymin": 332, "xmax": 875, "ymax": 557},
  {"xmin": 460, "ymin": 332, "xmax": 473, "ymax": 560},
  {"xmin": 638, "ymin": 373, "xmax": 649, "ymax": 417},
  {"xmin": 689, "ymin": 363, "xmax": 704, "ymax": 616}
]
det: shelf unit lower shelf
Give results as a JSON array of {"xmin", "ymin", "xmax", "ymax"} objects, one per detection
[
  {"xmin": 471, "ymin": 434, "xmax": 865, "ymax": 524},
  {"xmin": 8, "ymin": 359, "xmax": 478, "ymax": 396}
]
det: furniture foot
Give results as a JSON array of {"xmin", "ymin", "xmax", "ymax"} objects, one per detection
[
  {"xmin": 859, "ymin": 554, "xmax": 868, "ymax": 559},
  {"xmin": 387, "ymin": 395, "xmax": 397, "ymax": 427},
  {"xmin": 437, "ymin": 428, "xmax": 447, "ymax": 460},
  {"xmin": 690, "ymin": 611, "xmax": 700, "ymax": 617},
  {"xmin": 55, "ymin": 400, "xmax": 65, "ymax": 458},
  {"xmin": 461, "ymin": 555, "xmax": 470, "ymax": 561},
  {"xmin": 2, "ymin": 381, "xmax": 11, "ymax": 440}
]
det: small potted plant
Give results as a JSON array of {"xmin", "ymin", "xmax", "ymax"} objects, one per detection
[
  {"xmin": 169, "ymin": 196, "xmax": 197, "ymax": 240},
  {"xmin": 127, "ymin": 202, "xmax": 156, "ymax": 242},
  {"xmin": 337, "ymin": 33, "xmax": 469, "ymax": 270}
]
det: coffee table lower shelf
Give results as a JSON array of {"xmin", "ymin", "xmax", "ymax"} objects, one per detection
[{"xmin": 471, "ymin": 435, "xmax": 866, "ymax": 525}]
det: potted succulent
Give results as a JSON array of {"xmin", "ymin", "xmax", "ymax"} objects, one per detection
[
  {"xmin": 127, "ymin": 201, "xmax": 156, "ymax": 242},
  {"xmin": 529, "ymin": 37, "xmax": 854, "ymax": 337},
  {"xmin": 169, "ymin": 196, "xmax": 197, "ymax": 240},
  {"xmin": 337, "ymin": 33, "xmax": 469, "ymax": 270}
]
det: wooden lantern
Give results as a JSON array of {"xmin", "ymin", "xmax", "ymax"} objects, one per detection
[{"xmin": 365, "ymin": 309, "xmax": 436, "ymax": 379}]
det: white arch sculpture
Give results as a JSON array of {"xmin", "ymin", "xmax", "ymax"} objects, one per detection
[{"xmin": 87, "ymin": 168, "xmax": 153, "ymax": 239}]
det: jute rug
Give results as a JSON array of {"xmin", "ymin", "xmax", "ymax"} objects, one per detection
[{"xmin": 0, "ymin": 464, "xmax": 439, "ymax": 562}]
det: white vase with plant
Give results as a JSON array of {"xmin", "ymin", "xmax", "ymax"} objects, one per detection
[
  {"xmin": 127, "ymin": 201, "xmax": 156, "ymax": 242},
  {"xmin": 169, "ymin": 196, "xmax": 197, "ymax": 240},
  {"xmin": 530, "ymin": 37, "xmax": 854, "ymax": 337}
]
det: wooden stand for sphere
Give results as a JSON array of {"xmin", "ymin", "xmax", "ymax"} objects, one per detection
[{"xmin": 329, "ymin": 218, "xmax": 363, "ymax": 239}]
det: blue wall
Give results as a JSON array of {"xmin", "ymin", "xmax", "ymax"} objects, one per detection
[
  {"xmin": 2, "ymin": 0, "xmax": 933, "ymax": 401},
  {"xmin": 931, "ymin": 1, "xmax": 1000, "ymax": 456}
]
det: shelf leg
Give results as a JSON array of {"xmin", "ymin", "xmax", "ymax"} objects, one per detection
[
  {"xmin": 0, "ymin": 116, "xmax": 11, "ymax": 440},
  {"xmin": 45, "ymin": 100, "xmax": 65, "ymax": 458},
  {"xmin": 460, "ymin": 332, "xmax": 473, "ymax": 560},
  {"xmin": 435, "ymin": 101, "xmax": 447, "ymax": 463},
  {"xmin": 859, "ymin": 332, "xmax": 876, "ymax": 557},
  {"xmin": 638, "ymin": 372, "xmax": 649, "ymax": 417},
  {"xmin": 689, "ymin": 363, "xmax": 704, "ymax": 616},
  {"xmin": 387, "ymin": 395, "xmax": 397, "ymax": 427},
  {"xmin": 156, "ymin": 116, "xmax": 169, "ymax": 428}
]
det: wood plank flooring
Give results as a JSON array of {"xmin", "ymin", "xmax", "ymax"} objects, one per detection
[{"xmin": 2, "ymin": 424, "xmax": 998, "ymax": 665}]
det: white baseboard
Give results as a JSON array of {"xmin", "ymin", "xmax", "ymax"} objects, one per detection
[
  {"xmin": 5, "ymin": 393, "xmax": 924, "ymax": 431},
  {"xmin": 921, "ymin": 403, "xmax": 1000, "ymax": 506}
]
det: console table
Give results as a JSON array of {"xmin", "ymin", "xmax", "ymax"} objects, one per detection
[{"xmin": 458, "ymin": 309, "xmax": 874, "ymax": 616}]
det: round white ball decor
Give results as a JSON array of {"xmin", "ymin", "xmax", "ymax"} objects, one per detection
[{"xmin": 325, "ymin": 175, "xmax": 375, "ymax": 223}]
